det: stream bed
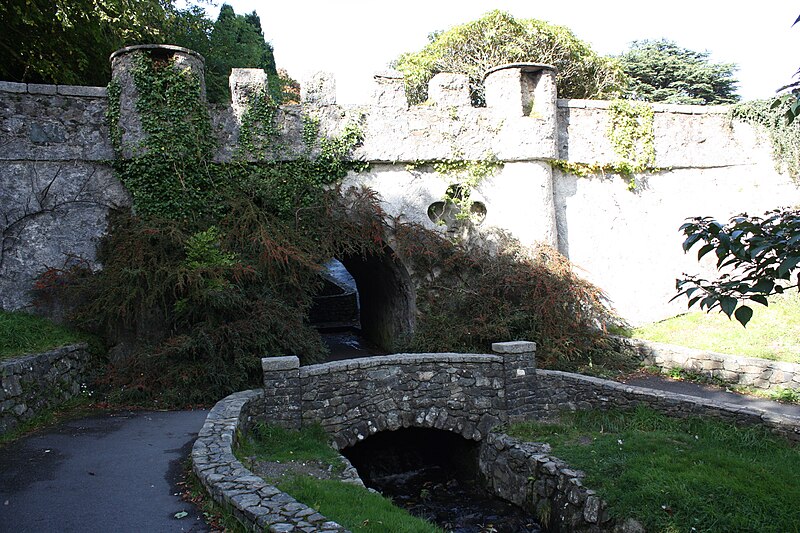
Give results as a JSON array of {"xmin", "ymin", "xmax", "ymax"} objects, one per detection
[{"xmin": 342, "ymin": 428, "xmax": 541, "ymax": 533}]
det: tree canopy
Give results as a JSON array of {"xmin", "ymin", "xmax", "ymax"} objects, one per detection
[
  {"xmin": 619, "ymin": 39, "xmax": 739, "ymax": 105},
  {"xmin": 393, "ymin": 10, "xmax": 625, "ymax": 105},
  {"xmin": 0, "ymin": 0, "xmax": 279, "ymax": 103}
]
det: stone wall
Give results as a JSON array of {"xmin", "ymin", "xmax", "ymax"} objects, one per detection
[
  {"xmin": 628, "ymin": 338, "xmax": 800, "ymax": 392},
  {"xmin": 191, "ymin": 389, "xmax": 348, "ymax": 532},
  {"xmin": 531, "ymin": 369, "xmax": 800, "ymax": 443},
  {"xmin": 0, "ymin": 343, "xmax": 92, "ymax": 435},
  {"xmin": 0, "ymin": 81, "xmax": 129, "ymax": 311},
  {"xmin": 261, "ymin": 341, "xmax": 537, "ymax": 449},
  {"xmin": 2, "ymin": 59, "xmax": 799, "ymax": 327},
  {"xmin": 480, "ymin": 433, "xmax": 618, "ymax": 533}
]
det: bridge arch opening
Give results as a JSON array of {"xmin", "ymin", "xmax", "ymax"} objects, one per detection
[
  {"xmin": 310, "ymin": 245, "xmax": 416, "ymax": 354},
  {"xmin": 340, "ymin": 427, "xmax": 539, "ymax": 531}
]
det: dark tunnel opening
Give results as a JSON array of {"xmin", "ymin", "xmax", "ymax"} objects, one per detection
[{"xmin": 310, "ymin": 246, "xmax": 416, "ymax": 355}]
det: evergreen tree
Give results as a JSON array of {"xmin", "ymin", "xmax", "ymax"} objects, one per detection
[{"xmin": 620, "ymin": 39, "xmax": 739, "ymax": 105}]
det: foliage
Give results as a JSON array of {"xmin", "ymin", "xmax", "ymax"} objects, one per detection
[
  {"xmin": 0, "ymin": 310, "xmax": 89, "ymax": 359},
  {"xmin": 36, "ymin": 52, "xmax": 379, "ymax": 406},
  {"xmin": 634, "ymin": 291, "xmax": 800, "ymax": 363},
  {"xmin": 606, "ymin": 100, "xmax": 656, "ymax": 189},
  {"xmin": 0, "ymin": 0, "xmax": 203, "ymax": 85},
  {"xmin": 507, "ymin": 407, "xmax": 800, "ymax": 532},
  {"xmin": 392, "ymin": 224, "xmax": 621, "ymax": 368},
  {"xmin": 393, "ymin": 10, "xmax": 625, "ymax": 105},
  {"xmin": 0, "ymin": 0, "xmax": 287, "ymax": 104},
  {"xmin": 773, "ymin": 14, "xmax": 800, "ymax": 126},
  {"xmin": 674, "ymin": 209, "xmax": 800, "ymax": 326},
  {"xmin": 730, "ymin": 99, "xmax": 800, "ymax": 180},
  {"xmin": 619, "ymin": 39, "xmax": 739, "ymax": 105},
  {"xmin": 204, "ymin": 4, "xmax": 278, "ymax": 103}
]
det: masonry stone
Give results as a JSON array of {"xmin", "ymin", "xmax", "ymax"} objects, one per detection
[
  {"xmin": 2, "ymin": 44, "xmax": 799, "ymax": 330},
  {"xmin": 428, "ymin": 73, "xmax": 471, "ymax": 107}
]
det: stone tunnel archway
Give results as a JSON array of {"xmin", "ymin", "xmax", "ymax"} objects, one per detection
[{"xmin": 334, "ymin": 245, "xmax": 416, "ymax": 352}]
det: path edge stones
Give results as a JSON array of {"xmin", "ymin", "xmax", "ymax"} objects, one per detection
[{"xmin": 191, "ymin": 389, "xmax": 349, "ymax": 533}]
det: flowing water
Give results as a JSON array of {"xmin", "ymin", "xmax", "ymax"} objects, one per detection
[{"xmin": 342, "ymin": 428, "xmax": 541, "ymax": 533}]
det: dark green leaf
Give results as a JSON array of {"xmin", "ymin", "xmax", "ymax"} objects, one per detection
[{"xmin": 734, "ymin": 305, "xmax": 753, "ymax": 327}]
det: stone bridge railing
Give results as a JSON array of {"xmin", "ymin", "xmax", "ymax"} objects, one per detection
[{"xmin": 261, "ymin": 341, "xmax": 537, "ymax": 448}]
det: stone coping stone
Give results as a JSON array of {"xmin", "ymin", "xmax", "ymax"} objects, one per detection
[
  {"xmin": 557, "ymin": 98, "xmax": 729, "ymax": 114},
  {"xmin": 192, "ymin": 389, "xmax": 348, "ymax": 532},
  {"xmin": 262, "ymin": 356, "xmax": 300, "ymax": 372},
  {"xmin": 0, "ymin": 81, "xmax": 106, "ymax": 97},
  {"xmin": 491, "ymin": 341, "xmax": 536, "ymax": 354},
  {"xmin": 300, "ymin": 353, "xmax": 501, "ymax": 377}
]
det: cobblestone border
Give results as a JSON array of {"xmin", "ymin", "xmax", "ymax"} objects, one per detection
[
  {"xmin": 191, "ymin": 389, "xmax": 348, "ymax": 533},
  {"xmin": 0, "ymin": 343, "xmax": 91, "ymax": 435}
]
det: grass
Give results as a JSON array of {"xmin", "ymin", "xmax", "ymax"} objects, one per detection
[
  {"xmin": 633, "ymin": 292, "xmax": 800, "ymax": 363},
  {"xmin": 0, "ymin": 396, "xmax": 99, "ymax": 448},
  {"xmin": 506, "ymin": 407, "xmax": 800, "ymax": 533},
  {"xmin": 236, "ymin": 424, "xmax": 443, "ymax": 533},
  {"xmin": 0, "ymin": 309, "xmax": 89, "ymax": 360}
]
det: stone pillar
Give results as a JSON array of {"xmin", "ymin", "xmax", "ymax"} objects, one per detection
[
  {"xmin": 109, "ymin": 44, "xmax": 206, "ymax": 158},
  {"xmin": 371, "ymin": 70, "xmax": 407, "ymax": 108},
  {"xmin": 428, "ymin": 73, "xmax": 471, "ymax": 107},
  {"xmin": 261, "ymin": 356, "xmax": 301, "ymax": 430},
  {"xmin": 484, "ymin": 63, "xmax": 557, "ymax": 121},
  {"xmin": 229, "ymin": 68, "xmax": 268, "ymax": 122},
  {"xmin": 493, "ymin": 341, "xmax": 537, "ymax": 421},
  {"xmin": 301, "ymin": 72, "xmax": 336, "ymax": 105}
]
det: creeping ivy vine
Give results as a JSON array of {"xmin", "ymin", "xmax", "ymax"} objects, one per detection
[
  {"xmin": 407, "ymin": 154, "xmax": 502, "ymax": 222},
  {"xmin": 729, "ymin": 99, "xmax": 800, "ymax": 181},
  {"xmin": 552, "ymin": 99, "xmax": 658, "ymax": 191}
]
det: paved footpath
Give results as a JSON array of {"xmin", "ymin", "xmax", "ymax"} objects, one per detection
[
  {"xmin": 623, "ymin": 374, "xmax": 800, "ymax": 418},
  {"xmin": 0, "ymin": 379, "xmax": 796, "ymax": 533},
  {"xmin": 0, "ymin": 409, "xmax": 210, "ymax": 533}
]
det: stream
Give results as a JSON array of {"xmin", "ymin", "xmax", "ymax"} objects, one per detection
[{"xmin": 342, "ymin": 428, "xmax": 541, "ymax": 533}]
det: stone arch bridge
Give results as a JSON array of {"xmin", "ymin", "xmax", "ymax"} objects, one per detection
[{"xmin": 260, "ymin": 341, "xmax": 536, "ymax": 449}]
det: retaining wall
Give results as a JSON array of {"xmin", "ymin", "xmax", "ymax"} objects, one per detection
[
  {"xmin": 191, "ymin": 389, "xmax": 348, "ymax": 532},
  {"xmin": 480, "ymin": 433, "xmax": 622, "ymax": 533},
  {"xmin": 627, "ymin": 338, "xmax": 800, "ymax": 392},
  {"xmin": 532, "ymin": 369, "xmax": 800, "ymax": 443},
  {"xmin": 3, "ymin": 60, "xmax": 799, "ymax": 327},
  {"xmin": 0, "ymin": 343, "xmax": 92, "ymax": 435}
]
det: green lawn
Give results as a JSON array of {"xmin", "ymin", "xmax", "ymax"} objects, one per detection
[
  {"xmin": 507, "ymin": 407, "xmax": 800, "ymax": 533},
  {"xmin": 633, "ymin": 292, "xmax": 800, "ymax": 363},
  {"xmin": 236, "ymin": 424, "xmax": 444, "ymax": 533},
  {"xmin": 0, "ymin": 310, "xmax": 88, "ymax": 360}
]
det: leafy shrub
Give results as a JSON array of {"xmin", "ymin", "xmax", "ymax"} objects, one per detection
[{"xmin": 392, "ymin": 223, "xmax": 622, "ymax": 368}]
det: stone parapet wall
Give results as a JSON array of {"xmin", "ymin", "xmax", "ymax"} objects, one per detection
[
  {"xmin": 532, "ymin": 370, "xmax": 800, "ymax": 443},
  {"xmin": 191, "ymin": 389, "xmax": 348, "ymax": 532},
  {"xmin": 628, "ymin": 338, "xmax": 800, "ymax": 391},
  {"xmin": 299, "ymin": 353, "xmax": 507, "ymax": 449},
  {"xmin": 480, "ymin": 433, "xmax": 619, "ymax": 532},
  {"xmin": 0, "ymin": 344, "xmax": 91, "ymax": 435}
]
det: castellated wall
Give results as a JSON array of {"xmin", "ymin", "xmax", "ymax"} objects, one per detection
[{"xmin": 1, "ymin": 55, "xmax": 798, "ymax": 326}]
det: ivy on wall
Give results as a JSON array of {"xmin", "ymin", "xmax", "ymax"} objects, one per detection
[
  {"xmin": 552, "ymin": 99, "xmax": 659, "ymax": 191},
  {"xmin": 407, "ymin": 155, "xmax": 503, "ymax": 223},
  {"xmin": 730, "ymin": 99, "xmax": 800, "ymax": 181}
]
